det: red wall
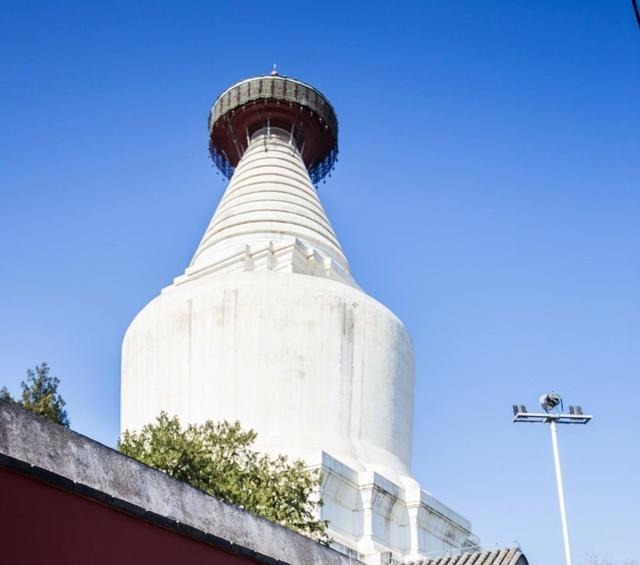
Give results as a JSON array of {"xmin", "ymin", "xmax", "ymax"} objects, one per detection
[{"xmin": 0, "ymin": 467, "xmax": 259, "ymax": 565}]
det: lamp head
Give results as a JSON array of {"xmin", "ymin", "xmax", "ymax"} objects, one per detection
[{"xmin": 539, "ymin": 392, "xmax": 562, "ymax": 412}]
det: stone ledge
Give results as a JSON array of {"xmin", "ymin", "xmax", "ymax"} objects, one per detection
[{"xmin": 0, "ymin": 400, "xmax": 361, "ymax": 565}]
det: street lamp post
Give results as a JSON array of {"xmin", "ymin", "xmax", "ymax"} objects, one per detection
[{"xmin": 512, "ymin": 393, "xmax": 592, "ymax": 565}]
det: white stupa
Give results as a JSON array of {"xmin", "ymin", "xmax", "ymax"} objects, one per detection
[{"xmin": 121, "ymin": 73, "xmax": 479, "ymax": 564}]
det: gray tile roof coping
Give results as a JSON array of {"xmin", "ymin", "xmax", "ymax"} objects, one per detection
[{"xmin": 407, "ymin": 546, "xmax": 528, "ymax": 565}]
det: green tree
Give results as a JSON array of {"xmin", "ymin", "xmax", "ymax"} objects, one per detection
[
  {"xmin": 585, "ymin": 556, "xmax": 639, "ymax": 565},
  {"xmin": 119, "ymin": 413, "xmax": 328, "ymax": 540},
  {"xmin": 0, "ymin": 363, "xmax": 70, "ymax": 427}
]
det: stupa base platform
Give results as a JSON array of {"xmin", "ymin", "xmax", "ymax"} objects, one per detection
[{"xmin": 310, "ymin": 452, "xmax": 479, "ymax": 565}]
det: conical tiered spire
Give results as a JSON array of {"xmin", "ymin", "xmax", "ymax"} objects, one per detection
[{"xmin": 178, "ymin": 127, "xmax": 354, "ymax": 287}]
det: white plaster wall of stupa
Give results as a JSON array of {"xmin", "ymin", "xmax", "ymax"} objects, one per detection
[{"xmin": 121, "ymin": 127, "xmax": 478, "ymax": 564}]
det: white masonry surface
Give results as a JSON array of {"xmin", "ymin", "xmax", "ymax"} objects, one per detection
[{"xmin": 121, "ymin": 127, "xmax": 479, "ymax": 564}]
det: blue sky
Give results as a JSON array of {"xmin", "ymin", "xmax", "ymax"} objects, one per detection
[{"xmin": 1, "ymin": 1, "xmax": 638, "ymax": 563}]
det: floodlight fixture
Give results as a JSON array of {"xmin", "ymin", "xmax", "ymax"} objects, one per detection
[
  {"xmin": 512, "ymin": 404, "xmax": 527, "ymax": 416},
  {"xmin": 539, "ymin": 391, "xmax": 562, "ymax": 412},
  {"xmin": 512, "ymin": 394, "xmax": 592, "ymax": 565}
]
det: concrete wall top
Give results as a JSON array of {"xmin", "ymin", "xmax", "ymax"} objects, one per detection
[{"xmin": 0, "ymin": 401, "xmax": 362, "ymax": 565}]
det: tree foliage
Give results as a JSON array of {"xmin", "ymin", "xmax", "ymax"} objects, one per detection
[
  {"xmin": 585, "ymin": 556, "xmax": 639, "ymax": 565},
  {"xmin": 1, "ymin": 363, "xmax": 69, "ymax": 427},
  {"xmin": 119, "ymin": 412, "xmax": 328, "ymax": 540}
]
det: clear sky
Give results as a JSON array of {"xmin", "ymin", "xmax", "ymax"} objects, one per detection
[{"xmin": 1, "ymin": 1, "xmax": 638, "ymax": 563}]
